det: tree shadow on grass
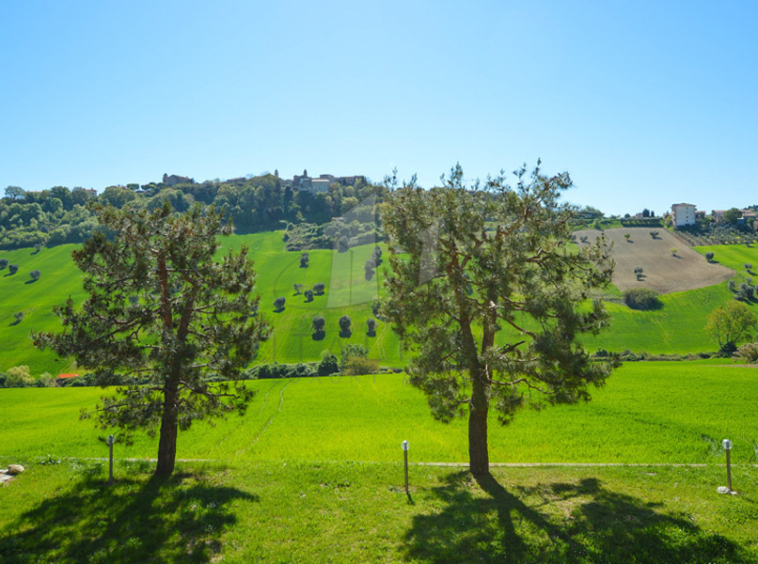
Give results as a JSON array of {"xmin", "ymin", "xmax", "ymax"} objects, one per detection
[
  {"xmin": 403, "ymin": 472, "xmax": 749, "ymax": 564},
  {"xmin": 0, "ymin": 466, "xmax": 258, "ymax": 564}
]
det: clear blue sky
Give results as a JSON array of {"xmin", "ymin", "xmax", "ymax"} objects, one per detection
[{"xmin": 2, "ymin": 1, "xmax": 756, "ymax": 216}]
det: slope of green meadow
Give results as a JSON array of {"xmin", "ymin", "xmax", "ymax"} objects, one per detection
[
  {"xmin": 2, "ymin": 235, "xmax": 758, "ymax": 376},
  {"xmin": 1, "ymin": 362, "xmax": 756, "ymax": 465}
]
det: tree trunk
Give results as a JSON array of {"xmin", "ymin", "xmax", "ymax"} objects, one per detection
[
  {"xmin": 156, "ymin": 382, "xmax": 179, "ymax": 475},
  {"xmin": 468, "ymin": 375, "xmax": 490, "ymax": 476}
]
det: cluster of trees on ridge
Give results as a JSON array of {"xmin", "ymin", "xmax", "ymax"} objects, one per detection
[{"xmin": 1, "ymin": 175, "xmax": 388, "ymax": 250}]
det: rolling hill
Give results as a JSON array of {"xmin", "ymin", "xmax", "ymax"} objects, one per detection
[{"xmin": 2, "ymin": 230, "xmax": 758, "ymax": 376}]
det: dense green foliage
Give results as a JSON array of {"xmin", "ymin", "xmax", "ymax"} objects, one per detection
[
  {"xmin": 34, "ymin": 204, "xmax": 269, "ymax": 475},
  {"xmin": 383, "ymin": 163, "xmax": 618, "ymax": 475},
  {"xmin": 622, "ymin": 287, "xmax": 662, "ymax": 310},
  {"xmin": 1, "ymin": 174, "xmax": 388, "ymax": 251}
]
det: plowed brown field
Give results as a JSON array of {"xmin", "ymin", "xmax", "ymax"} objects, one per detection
[{"xmin": 574, "ymin": 227, "xmax": 734, "ymax": 294}]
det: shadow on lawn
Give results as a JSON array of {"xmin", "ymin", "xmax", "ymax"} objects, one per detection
[
  {"xmin": 0, "ymin": 467, "xmax": 257, "ymax": 564},
  {"xmin": 404, "ymin": 472, "xmax": 748, "ymax": 564}
]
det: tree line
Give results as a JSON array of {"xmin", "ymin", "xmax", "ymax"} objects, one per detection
[{"xmin": 1, "ymin": 174, "xmax": 388, "ymax": 250}]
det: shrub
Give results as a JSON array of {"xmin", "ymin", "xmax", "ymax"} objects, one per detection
[
  {"xmin": 300, "ymin": 253, "xmax": 309, "ymax": 268},
  {"xmin": 246, "ymin": 362, "xmax": 318, "ymax": 380},
  {"xmin": 273, "ymin": 296, "xmax": 286, "ymax": 312},
  {"xmin": 338, "ymin": 315, "xmax": 352, "ymax": 336},
  {"xmin": 4, "ymin": 366, "xmax": 34, "ymax": 388},
  {"xmin": 367, "ymin": 318, "xmax": 377, "ymax": 336},
  {"xmin": 343, "ymin": 357, "xmax": 379, "ymax": 376},
  {"xmin": 624, "ymin": 233, "xmax": 631, "ymax": 242},
  {"xmin": 293, "ymin": 283, "xmax": 303, "ymax": 295},
  {"xmin": 650, "ymin": 231, "xmax": 660, "ymax": 239},
  {"xmin": 304, "ymin": 290, "xmax": 314, "ymax": 302},
  {"xmin": 670, "ymin": 248, "xmax": 678, "ymax": 256},
  {"xmin": 29, "ymin": 270, "xmax": 41, "ymax": 281},
  {"xmin": 13, "ymin": 311, "xmax": 24, "ymax": 323},
  {"xmin": 340, "ymin": 343, "xmax": 368, "ymax": 372},
  {"xmin": 0, "ymin": 258, "xmax": 7, "ymax": 269},
  {"xmin": 728, "ymin": 280, "xmax": 737, "ymax": 292},
  {"xmin": 8, "ymin": 264, "xmax": 18, "ymax": 275},
  {"xmin": 313, "ymin": 282, "xmax": 325, "ymax": 295},
  {"xmin": 372, "ymin": 299, "xmax": 382, "ymax": 319},
  {"xmin": 745, "ymin": 263, "xmax": 753, "ymax": 271},
  {"xmin": 317, "ymin": 351, "xmax": 339, "ymax": 376},
  {"xmin": 734, "ymin": 342, "xmax": 758, "ymax": 363},
  {"xmin": 705, "ymin": 252, "xmax": 714, "ymax": 262},
  {"xmin": 623, "ymin": 288, "xmax": 662, "ymax": 310},
  {"xmin": 633, "ymin": 266, "xmax": 644, "ymax": 280}
]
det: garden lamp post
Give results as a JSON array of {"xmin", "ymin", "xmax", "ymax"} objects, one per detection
[
  {"xmin": 107, "ymin": 434, "xmax": 115, "ymax": 485},
  {"xmin": 402, "ymin": 440, "xmax": 409, "ymax": 494},
  {"xmin": 723, "ymin": 439, "xmax": 733, "ymax": 492}
]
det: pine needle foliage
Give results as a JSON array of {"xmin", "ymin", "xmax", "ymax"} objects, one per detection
[
  {"xmin": 34, "ymin": 202, "xmax": 269, "ymax": 475},
  {"xmin": 381, "ymin": 163, "xmax": 619, "ymax": 475}
]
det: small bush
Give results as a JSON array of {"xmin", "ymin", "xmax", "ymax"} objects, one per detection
[
  {"xmin": 623, "ymin": 288, "xmax": 662, "ymax": 310},
  {"xmin": 300, "ymin": 253, "xmax": 309, "ymax": 268},
  {"xmin": 304, "ymin": 290, "xmax": 314, "ymax": 302},
  {"xmin": 29, "ymin": 270, "xmax": 41, "ymax": 281},
  {"xmin": 734, "ymin": 342, "xmax": 758, "ymax": 363},
  {"xmin": 0, "ymin": 258, "xmax": 7, "ymax": 269},
  {"xmin": 273, "ymin": 296, "xmax": 286, "ymax": 312},
  {"xmin": 313, "ymin": 282, "xmax": 326, "ymax": 295},
  {"xmin": 367, "ymin": 318, "xmax": 377, "ymax": 336},
  {"xmin": 705, "ymin": 252, "xmax": 714, "ymax": 262},
  {"xmin": 8, "ymin": 264, "xmax": 18, "ymax": 275}
]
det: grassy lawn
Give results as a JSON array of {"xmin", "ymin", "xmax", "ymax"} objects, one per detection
[
  {"xmin": 2, "ymin": 362, "xmax": 757, "ymax": 465},
  {"xmin": 1, "ymin": 459, "xmax": 756, "ymax": 563}
]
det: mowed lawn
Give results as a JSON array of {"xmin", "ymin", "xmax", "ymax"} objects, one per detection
[
  {"xmin": 1, "ymin": 362, "xmax": 757, "ymax": 465},
  {"xmin": 2, "ymin": 460, "xmax": 757, "ymax": 563}
]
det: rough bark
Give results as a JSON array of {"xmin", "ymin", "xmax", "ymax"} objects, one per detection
[
  {"xmin": 155, "ymin": 381, "xmax": 179, "ymax": 475},
  {"xmin": 468, "ymin": 374, "xmax": 490, "ymax": 476}
]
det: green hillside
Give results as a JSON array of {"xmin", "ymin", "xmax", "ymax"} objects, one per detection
[
  {"xmin": 2, "ymin": 235, "xmax": 758, "ymax": 376},
  {"xmin": 1, "ymin": 362, "xmax": 757, "ymax": 465}
]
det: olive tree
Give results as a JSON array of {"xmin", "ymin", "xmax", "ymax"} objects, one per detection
[
  {"xmin": 382, "ymin": 163, "xmax": 617, "ymax": 476},
  {"xmin": 34, "ymin": 203, "xmax": 269, "ymax": 475},
  {"xmin": 705, "ymin": 301, "xmax": 756, "ymax": 354}
]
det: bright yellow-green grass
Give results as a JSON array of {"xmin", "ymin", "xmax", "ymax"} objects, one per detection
[
  {"xmin": 1, "ymin": 362, "xmax": 756, "ymax": 465},
  {"xmin": 693, "ymin": 243, "xmax": 758, "ymax": 278},
  {"xmin": 0, "ymin": 244, "xmax": 85, "ymax": 375}
]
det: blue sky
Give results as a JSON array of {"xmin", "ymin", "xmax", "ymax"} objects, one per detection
[{"xmin": 2, "ymin": 1, "xmax": 756, "ymax": 216}]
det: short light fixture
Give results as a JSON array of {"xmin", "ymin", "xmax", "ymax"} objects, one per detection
[
  {"xmin": 723, "ymin": 439, "xmax": 733, "ymax": 493},
  {"xmin": 402, "ymin": 440, "xmax": 410, "ymax": 494}
]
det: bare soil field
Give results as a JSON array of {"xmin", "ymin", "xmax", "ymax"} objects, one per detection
[{"xmin": 574, "ymin": 227, "xmax": 734, "ymax": 294}]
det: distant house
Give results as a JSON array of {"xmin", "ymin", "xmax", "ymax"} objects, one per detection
[
  {"xmin": 162, "ymin": 173, "xmax": 193, "ymax": 186},
  {"xmin": 671, "ymin": 203, "xmax": 696, "ymax": 227},
  {"xmin": 55, "ymin": 373, "xmax": 79, "ymax": 387}
]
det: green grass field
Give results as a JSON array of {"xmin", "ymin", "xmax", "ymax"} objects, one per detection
[
  {"xmin": 2, "ymin": 361, "xmax": 758, "ymax": 562},
  {"xmin": 693, "ymin": 243, "xmax": 758, "ymax": 279},
  {"xmin": 2, "ymin": 362, "xmax": 757, "ymax": 465},
  {"xmin": 2, "ymin": 460, "xmax": 756, "ymax": 563},
  {"xmin": 3, "ymin": 235, "xmax": 758, "ymax": 376}
]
